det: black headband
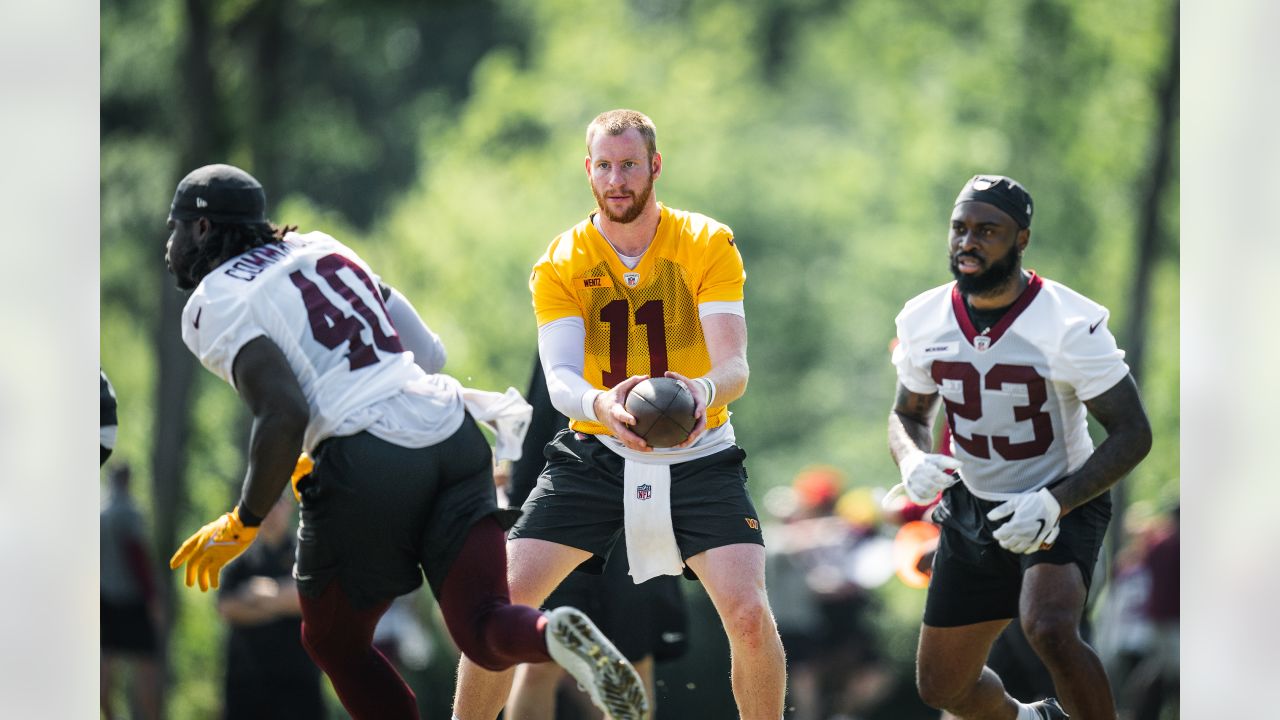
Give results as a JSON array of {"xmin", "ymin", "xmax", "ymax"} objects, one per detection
[{"xmin": 954, "ymin": 174, "xmax": 1033, "ymax": 229}]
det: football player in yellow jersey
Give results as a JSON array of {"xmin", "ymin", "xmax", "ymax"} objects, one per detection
[{"xmin": 453, "ymin": 110, "xmax": 787, "ymax": 720}]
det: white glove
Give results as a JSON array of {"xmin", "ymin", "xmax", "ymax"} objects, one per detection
[
  {"xmin": 986, "ymin": 488, "xmax": 1062, "ymax": 554},
  {"xmin": 884, "ymin": 452, "xmax": 963, "ymax": 507}
]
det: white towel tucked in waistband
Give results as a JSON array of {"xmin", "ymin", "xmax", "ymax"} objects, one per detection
[
  {"xmin": 461, "ymin": 387, "xmax": 532, "ymax": 462},
  {"xmin": 602, "ymin": 421, "xmax": 738, "ymax": 583},
  {"xmin": 623, "ymin": 459, "xmax": 684, "ymax": 583}
]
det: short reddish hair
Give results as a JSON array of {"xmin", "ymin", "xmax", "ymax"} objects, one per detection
[{"xmin": 586, "ymin": 109, "xmax": 657, "ymax": 159}]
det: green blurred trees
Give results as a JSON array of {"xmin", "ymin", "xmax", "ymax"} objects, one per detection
[{"xmin": 101, "ymin": 0, "xmax": 1178, "ymax": 717}]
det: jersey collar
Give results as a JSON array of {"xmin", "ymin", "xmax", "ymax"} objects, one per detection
[
  {"xmin": 951, "ymin": 271, "xmax": 1043, "ymax": 348},
  {"xmin": 585, "ymin": 203, "xmax": 668, "ymax": 285}
]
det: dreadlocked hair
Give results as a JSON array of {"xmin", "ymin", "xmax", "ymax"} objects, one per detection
[{"xmin": 190, "ymin": 221, "xmax": 299, "ymax": 281}]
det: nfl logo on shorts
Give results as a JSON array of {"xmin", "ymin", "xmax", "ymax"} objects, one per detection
[{"xmin": 636, "ymin": 483, "xmax": 652, "ymax": 500}]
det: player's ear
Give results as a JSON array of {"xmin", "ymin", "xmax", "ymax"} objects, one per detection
[
  {"xmin": 650, "ymin": 151, "xmax": 662, "ymax": 180},
  {"xmin": 584, "ymin": 155, "xmax": 592, "ymax": 176},
  {"xmin": 195, "ymin": 216, "xmax": 212, "ymax": 240},
  {"xmin": 1016, "ymin": 227, "xmax": 1030, "ymax": 254}
]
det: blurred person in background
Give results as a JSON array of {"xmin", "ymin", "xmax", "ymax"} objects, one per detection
[
  {"xmin": 101, "ymin": 462, "xmax": 162, "ymax": 720},
  {"xmin": 372, "ymin": 591, "xmax": 434, "ymax": 677},
  {"xmin": 1127, "ymin": 505, "xmax": 1178, "ymax": 720},
  {"xmin": 503, "ymin": 358, "xmax": 690, "ymax": 719},
  {"xmin": 217, "ymin": 490, "xmax": 323, "ymax": 719},
  {"xmin": 765, "ymin": 467, "xmax": 893, "ymax": 720},
  {"xmin": 101, "ymin": 368, "xmax": 118, "ymax": 466},
  {"xmin": 162, "ymin": 163, "xmax": 645, "ymax": 720},
  {"xmin": 366, "ymin": 590, "xmax": 438, "ymax": 717},
  {"xmin": 887, "ymin": 175, "xmax": 1152, "ymax": 719},
  {"xmin": 454, "ymin": 108, "xmax": 785, "ymax": 720},
  {"xmin": 1093, "ymin": 502, "xmax": 1160, "ymax": 709}
]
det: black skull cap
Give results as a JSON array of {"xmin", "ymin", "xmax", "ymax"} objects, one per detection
[
  {"xmin": 169, "ymin": 163, "xmax": 267, "ymax": 224},
  {"xmin": 954, "ymin": 175, "xmax": 1033, "ymax": 229}
]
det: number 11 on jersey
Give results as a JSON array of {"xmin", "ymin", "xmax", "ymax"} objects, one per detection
[{"xmin": 599, "ymin": 299, "xmax": 668, "ymax": 386}]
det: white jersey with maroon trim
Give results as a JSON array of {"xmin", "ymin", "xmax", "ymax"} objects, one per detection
[
  {"xmin": 892, "ymin": 272, "xmax": 1129, "ymax": 500},
  {"xmin": 181, "ymin": 231, "xmax": 464, "ymax": 452}
]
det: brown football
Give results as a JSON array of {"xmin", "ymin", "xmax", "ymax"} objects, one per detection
[{"xmin": 624, "ymin": 377, "xmax": 698, "ymax": 448}]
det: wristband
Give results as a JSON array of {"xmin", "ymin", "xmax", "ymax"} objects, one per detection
[
  {"xmin": 696, "ymin": 377, "xmax": 716, "ymax": 407},
  {"xmin": 581, "ymin": 389, "xmax": 603, "ymax": 423},
  {"xmin": 234, "ymin": 503, "xmax": 264, "ymax": 527}
]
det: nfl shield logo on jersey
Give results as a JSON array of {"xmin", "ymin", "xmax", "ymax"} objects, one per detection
[
  {"xmin": 636, "ymin": 483, "xmax": 652, "ymax": 500},
  {"xmin": 624, "ymin": 272, "xmax": 640, "ymax": 287},
  {"xmin": 974, "ymin": 335, "xmax": 991, "ymax": 352}
]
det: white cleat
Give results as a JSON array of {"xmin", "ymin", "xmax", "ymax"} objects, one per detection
[{"xmin": 545, "ymin": 606, "xmax": 649, "ymax": 720}]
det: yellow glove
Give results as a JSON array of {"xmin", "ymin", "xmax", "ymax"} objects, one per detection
[
  {"xmin": 291, "ymin": 452, "xmax": 314, "ymax": 503},
  {"xmin": 169, "ymin": 507, "xmax": 259, "ymax": 591}
]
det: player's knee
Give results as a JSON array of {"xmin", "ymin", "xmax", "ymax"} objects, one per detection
[
  {"xmin": 1020, "ymin": 609, "xmax": 1079, "ymax": 659},
  {"xmin": 299, "ymin": 618, "xmax": 362, "ymax": 673},
  {"xmin": 451, "ymin": 611, "xmax": 512, "ymax": 673},
  {"xmin": 721, "ymin": 593, "xmax": 776, "ymax": 643},
  {"xmin": 299, "ymin": 622, "xmax": 333, "ymax": 668},
  {"xmin": 439, "ymin": 598, "xmax": 519, "ymax": 672},
  {"xmin": 915, "ymin": 674, "xmax": 955, "ymax": 710},
  {"xmin": 915, "ymin": 666, "xmax": 969, "ymax": 711}
]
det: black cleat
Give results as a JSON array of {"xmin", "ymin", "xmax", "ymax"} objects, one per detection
[{"xmin": 1029, "ymin": 697, "xmax": 1069, "ymax": 719}]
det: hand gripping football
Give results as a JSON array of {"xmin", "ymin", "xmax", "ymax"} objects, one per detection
[{"xmin": 624, "ymin": 377, "xmax": 697, "ymax": 448}]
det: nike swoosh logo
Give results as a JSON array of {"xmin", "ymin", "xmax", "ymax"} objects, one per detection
[
  {"xmin": 193, "ymin": 307, "xmax": 203, "ymax": 329},
  {"xmin": 204, "ymin": 540, "xmax": 241, "ymax": 548},
  {"xmin": 1088, "ymin": 317, "xmax": 1103, "ymax": 333}
]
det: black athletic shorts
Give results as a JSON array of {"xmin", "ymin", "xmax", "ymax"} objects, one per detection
[
  {"xmin": 509, "ymin": 429, "xmax": 764, "ymax": 577},
  {"xmin": 923, "ymin": 481, "xmax": 1111, "ymax": 628},
  {"xmin": 542, "ymin": 533, "xmax": 689, "ymax": 662},
  {"xmin": 101, "ymin": 598, "xmax": 157, "ymax": 655},
  {"xmin": 294, "ymin": 415, "xmax": 504, "ymax": 609}
]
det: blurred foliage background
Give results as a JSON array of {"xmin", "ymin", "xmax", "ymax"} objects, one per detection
[{"xmin": 101, "ymin": 0, "xmax": 1178, "ymax": 717}]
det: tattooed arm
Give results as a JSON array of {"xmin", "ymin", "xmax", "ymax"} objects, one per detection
[
  {"xmin": 1049, "ymin": 374, "xmax": 1153, "ymax": 515},
  {"xmin": 888, "ymin": 382, "xmax": 943, "ymax": 467}
]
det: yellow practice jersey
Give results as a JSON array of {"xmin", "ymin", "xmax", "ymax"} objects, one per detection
[{"xmin": 531, "ymin": 203, "xmax": 746, "ymax": 435}]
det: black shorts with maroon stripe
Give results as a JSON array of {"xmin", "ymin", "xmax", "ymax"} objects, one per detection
[
  {"xmin": 294, "ymin": 414, "xmax": 504, "ymax": 610},
  {"xmin": 923, "ymin": 481, "xmax": 1111, "ymax": 628},
  {"xmin": 509, "ymin": 429, "xmax": 764, "ymax": 577}
]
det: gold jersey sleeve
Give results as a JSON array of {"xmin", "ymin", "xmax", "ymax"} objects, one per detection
[{"xmin": 530, "ymin": 203, "xmax": 745, "ymax": 435}]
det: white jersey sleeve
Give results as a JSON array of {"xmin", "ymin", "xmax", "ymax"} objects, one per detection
[
  {"xmin": 1051, "ymin": 305, "xmax": 1130, "ymax": 402},
  {"xmin": 181, "ymin": 276, "xmax": 267, "ymax": 387},
  {"xmin": 893, "ymin": 286, "xmax": 952, "ymax": 395}
]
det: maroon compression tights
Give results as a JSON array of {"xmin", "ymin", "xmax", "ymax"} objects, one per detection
[
  {"xmin": 437, "ymin": 516, "xmax": 551, "ymax": 670},
  {"xmin": 299, "ymin": 516, "xmax": 549, "ymax": 719}
]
